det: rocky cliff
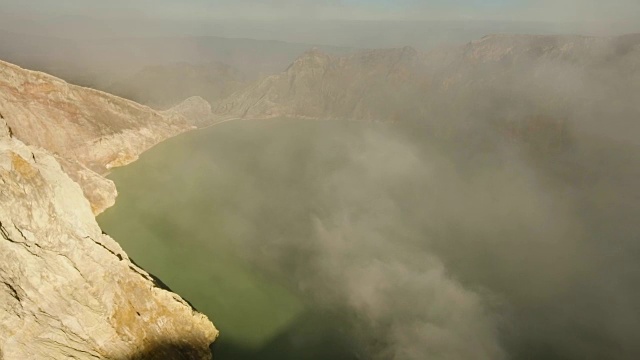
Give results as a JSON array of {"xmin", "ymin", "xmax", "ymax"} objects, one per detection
[
  {"xmin": 0, "ymin": 60, "xmax": 195, "ymax": 214},
  {"xmin": 0, "ymin": 62, "xmax": 217, "ymax": 359},
  {"xmin": 214, "ymin": 34, "xmax": 640, "ymax": 149}
]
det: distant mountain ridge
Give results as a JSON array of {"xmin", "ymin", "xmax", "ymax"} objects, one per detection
[
  {"xmin": 0, "ymin": 30, "xmax": 353, "ymax": 91},
  {"xmin": 106, "ymin": 61, "xmax": 246, "ymax": 110},
  {"xmin": 213, "ymin": 33, "xmax": 640, "ymax": 149},
  {"xmin": 215, "ymin": 46, "xmax": 422, "ymax": 121}
]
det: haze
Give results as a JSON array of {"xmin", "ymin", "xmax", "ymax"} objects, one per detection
[
  {"xmin": 1, "ymin": 1, "xmax": 638, "ymax": 360},
  {"xmin": 2, "ymin": 0, "xmax": 640, "ymax": 48}
]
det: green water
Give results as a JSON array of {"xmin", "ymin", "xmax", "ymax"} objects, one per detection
[
  {"xmin": 98, "ymin": 119, "xmax": 381, "ymax": 359},
  {"xmin": 98, "ymin": 116, "xmax": 640, "ymax": 360}
]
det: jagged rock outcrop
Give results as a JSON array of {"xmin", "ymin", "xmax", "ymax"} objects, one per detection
[
  {"xmin": 0, "ymin": 60, "xmax": 194, "ymax": 214},
  {"xmin": 163, "ymin": 96, "xmax": 215, "ymax": 128},
  {"xmin": 0, "ymin": 118, "xmax": 217, "ymax": 359}
]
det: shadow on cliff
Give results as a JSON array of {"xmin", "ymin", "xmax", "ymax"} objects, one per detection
[
  {"xmin": 114, "ymin": 314, "xmax": 575, "ymax": 360},
  {"xmin": 212, "ymin": 311, "xmax": 362, "ymax": 360},
  {"xmin": 119, "ymin": 253, "xmax": 361, "ymax": 360},
  {"xmin": 119, "ymin": 310, "xmax": 362, "ymax": 360},
  {"xmin": 120, "ymin": 342, "xmax": 212, "ymax": 360}
]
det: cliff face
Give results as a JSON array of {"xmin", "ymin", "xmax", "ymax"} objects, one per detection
[
  {"xmin": 0, "ymin": 64, "xmax": 217, "ymax": 359},
  {"xmin": 0, "ymin": 60, "xmax": 194, "ymax": 214}
]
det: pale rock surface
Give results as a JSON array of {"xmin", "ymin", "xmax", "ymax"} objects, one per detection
[
  {"xmin": 0, "ymin": 118, "xmax": 218, "ymax": 359},
  {"xmin": 0, "ymin": 60, "xmax": 218, "ymax": 359},
  {"xmin": 0, "ymin": 60, "xmax": 194, "ymax": 214}
]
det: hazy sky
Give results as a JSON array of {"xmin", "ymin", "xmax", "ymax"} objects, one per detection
[
  {"xmin": 4, "ymin": 0, "xmax": 640, "ymax": 22},
  {"xmin": 1, "ymin": 0, "xmax": 638, "ymax": 48}
]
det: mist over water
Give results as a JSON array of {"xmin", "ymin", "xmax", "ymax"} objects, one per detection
[
  {"xmin": 1, "ymin": 0, "xmax": 638, "ymax": 358},
  {"xmin": 98, "ymin": 116, "xmax": 640, "ymax": 359}
]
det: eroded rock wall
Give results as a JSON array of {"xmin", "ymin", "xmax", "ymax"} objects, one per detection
[{"xmin": 0, "ymin": 118, "xmax": 217, "ymax": 359}]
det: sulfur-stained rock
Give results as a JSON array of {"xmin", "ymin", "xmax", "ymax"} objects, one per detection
[
  {"xmin": 0, "ymin": 60, "xmax": 194, "ymax": 214},
  {"xmin": 0, "ymin": 127, "xmax": 218, "ymax": 359},
  {"xmin": 0, "ymin": 60, "xmax": 217, "ymax": 359}
]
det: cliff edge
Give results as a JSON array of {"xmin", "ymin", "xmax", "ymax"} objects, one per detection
[
  {"xmin": 0, "ymin": 62, "xmax": 217, "ymax": 359},
  {"xmin": 0, "ymin": 60, "xmax": 194, "ymax": 214}
]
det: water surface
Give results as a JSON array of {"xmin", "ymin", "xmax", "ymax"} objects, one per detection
[{"xmin": 98, "ymin": 119, "xmax": 382, "ymax": 359}]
